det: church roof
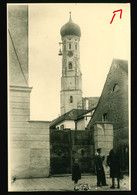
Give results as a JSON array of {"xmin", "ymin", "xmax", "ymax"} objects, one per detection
[
  {"xmin": 50, "ymin": 109, "xmax": 91, "ymax": 129},
  {"xmin": 113, "ymin": 59, "xmax": 128, "ymax": 73},
  {"xmin": 87, "ymin": 58, "xmax": 128, "ymax": 130},
  {"xmin": 60, "ymin": 12, "xmax": 81, "ymax": 37}
]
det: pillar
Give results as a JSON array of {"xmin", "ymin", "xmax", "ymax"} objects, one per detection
[{"xmin": 93, "ymin": 121, "xmax": 113, "ymax": 175}]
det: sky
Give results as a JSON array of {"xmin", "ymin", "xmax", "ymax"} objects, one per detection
[{"xmin": 28, "ymin": 3, "xmax": 130, "ymax": 121}]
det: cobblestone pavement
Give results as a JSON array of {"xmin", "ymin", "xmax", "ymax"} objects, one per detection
[{"xmin": 9, "ymin": 174, "xmax": 130, "ymax": 192}]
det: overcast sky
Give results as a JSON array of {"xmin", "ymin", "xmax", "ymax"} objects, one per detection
[{"xmin": 28, "ymin": 3, "xmax": 130, "ymax": 121}]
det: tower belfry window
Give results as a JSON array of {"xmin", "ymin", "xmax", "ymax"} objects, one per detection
[
  {"xmin": 69, "ymin": 43, "xmax": 71, "ymax": 50},
  {"xmin": 70, "ymin": 96, "xmax": 73, "ymax": 103},
  {"xmin": 68, "ymin": 62, "xmax": 73, "ymax": 69}
]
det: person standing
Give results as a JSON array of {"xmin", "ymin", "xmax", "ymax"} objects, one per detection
[
  {"xmin": 107, "ymin": 149, "xmax": 121, "ymax": 189},
  {"xmin": 95, "ymin": 148, "xmax": 107, "ymax": 187},
  {"xmin": 72, "ymin": 158, "xmax": 81, "ymax": 191}
]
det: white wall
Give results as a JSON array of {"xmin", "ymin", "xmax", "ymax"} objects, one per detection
[
  {"xmin": 56, "ymin": 120, "xmax": 75, "ymax": 130},
  {"xmin": 77, "ymin": 118, "xmax": 85, "ymax": 130},
  {"xmin": 9, "ymin": 86, "xmax": 51, "ymax": 182}
]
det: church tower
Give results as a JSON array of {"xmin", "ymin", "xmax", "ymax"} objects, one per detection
[{"xmin": 59, "ymin": 13, "xmax": 82, "ymax": 115}]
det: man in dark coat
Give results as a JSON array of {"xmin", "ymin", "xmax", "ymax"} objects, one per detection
[
  {"xmin": 72, "ymin": 159, "xmax": 81, "ymax": 191},
  {"xmin": 107, "ymin": 149, "xmax": 121, "ymax": 188},
  {"xmin": 95, "ymin": 148, "xmax": 107, "ymax": 187}
]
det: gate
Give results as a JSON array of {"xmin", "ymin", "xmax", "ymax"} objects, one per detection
[
  {"xmin": 50, "ymin": 129, "xmax": 94, "ymax": 175},
  {"xmin": 50, "ymin": 130, "xmax": 71, "ymax": 174}
]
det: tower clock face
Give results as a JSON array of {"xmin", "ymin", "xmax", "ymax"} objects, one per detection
[{"xmin": 67, "ymin": 51, "xmax": 73, "ymax": 57}]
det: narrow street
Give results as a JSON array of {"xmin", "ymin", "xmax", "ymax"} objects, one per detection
[{"xmin": 9, "ymin": 174, "xmax": 130, "ymax": 191}]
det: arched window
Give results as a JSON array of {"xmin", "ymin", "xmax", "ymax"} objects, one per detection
[
  {"xmin": 60, "ymin": 124, "xmax": 64, "ymax": 130},
  {"xmin": 113, "ymin": 84, "xmax": 119, "ymax": 92},
  {"xmin": 68, "ymin": 62, "xmax": 72, "ymax": 69},
  {"xmin": 75, "ymin": 44, "xmax": 77, "ymax": 50},
  {"xmin": 69, "ymin": 43, "xmax": 71, "ymax": 49},
  {"xmin": 70, "ymin": 96, "xmax": 73, "ymax": 103}
]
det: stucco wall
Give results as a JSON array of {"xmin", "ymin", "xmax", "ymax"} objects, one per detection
[
  {"xmin": 9, "ymin": 87, "xmax": 51, "ymax": 179},
  {"xmin": 8, "ymin": 5, "xmax": 51, "ymax": 181},
  {"xmin": 8, "ymin": 5, "xmax": 29, "ymax": 86},
  {"xmin": 56, "ymin": 120, "xmax": 75, "ymax": 130},
  {"xmin": 77, "ymin": 118, "xmax": 85, "ymax": 130},
  {"xmin": 60, "ymin": 90, "xmax": 82, "ymax": 115},
  {"xmin": 77, "ymin": 112, "xmax": 93, "ymax": 130}
]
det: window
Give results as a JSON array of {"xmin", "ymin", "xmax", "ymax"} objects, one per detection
[
  {"xmin": 60, "ymin": 124, "xmax": 64, "ymax": 130},
  {"xmin": 113, "ymin": 84, "xmax": 119, "ymax": 92},
  {"xmin": 75, "ymin": 44, "xmax": 77, "ymax": 50},
  {"xmin": 68, "ymin": 62, "xmax": 72, "ymax": 69},
  {"xmin": 70, "ymin": 96, "xmax": 73, "ymax": 103},
  {"xmin": 102, "ymin": 113, "xmax": 107, "ymax": 122},
  {"xmin": 69, "ymin": 43, "xmax": 71, "ymax": 49}
]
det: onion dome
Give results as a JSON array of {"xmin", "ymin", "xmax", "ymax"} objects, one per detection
[{"xmin": 60, "ymin": 12, "xmax": 81, "ymax": 37}]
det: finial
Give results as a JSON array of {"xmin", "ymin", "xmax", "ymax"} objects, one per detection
[{"xmin": 69, "ymin": 11, "xmax": 72, "ymax": 22}]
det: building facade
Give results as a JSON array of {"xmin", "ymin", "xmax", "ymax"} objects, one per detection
[
  {"xmin": 87, "ymin": 59, "xmax": 129, "ymax": 171},
  {"xmin": 8, "ymin": 5, "xmax": 50, "ymax": 183}
]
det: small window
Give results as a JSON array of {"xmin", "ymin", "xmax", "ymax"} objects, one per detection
[
  {"xmin": 60, "ymin": 124, "xmax": 64, "ymax": 130},
  {"xmin": 113, "ymin": 84, "xmax": 119, "ymax": 92},
  {"xmin": 70, "ymin": 96, "xmax": 73, "ymax": 103},
  {"xmin": 64, "ymin": 44, "xmax": 66, "ymax": 51},
  {"xmin": 75, "ymin": 44, "xmax": 77, "ymax": 50},
  {"xmin": 102, "ymin": 113, "xmax": 107, "ymax": 122},
  {"xmin": 68, "ymin": 62, "xmax": 72, "ymax": 69},
  {"xmin": 69, "ymin": 43, "xmax": 71, "ymax": 49}
]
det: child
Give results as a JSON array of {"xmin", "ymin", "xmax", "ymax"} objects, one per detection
[{"xmin": 72, "ymin": 159, "xmax": 81, "ymax": 191}]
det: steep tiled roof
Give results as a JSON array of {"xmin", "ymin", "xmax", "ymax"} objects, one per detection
[
  {"xmin": 87, "ymin": 58, "xmax": 128, "ymax": 130},
  {"xmin": 113, "ymin": 59, "xmax": 128, "ymax": 73}
]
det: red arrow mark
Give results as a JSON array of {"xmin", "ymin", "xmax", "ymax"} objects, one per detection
[{"xmin": 110, "ymin": 9, "xmax": 123, "ymax": 24}]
